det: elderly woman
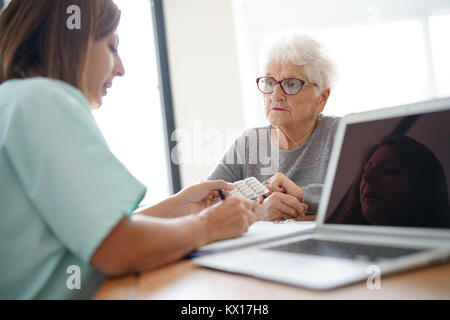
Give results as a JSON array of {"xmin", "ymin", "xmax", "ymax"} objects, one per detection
[{"xmin": 208, "ymin": 33, "xmax": 339, "ymax": 221}]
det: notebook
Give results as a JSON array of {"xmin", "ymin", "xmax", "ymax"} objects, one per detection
[{"xmin": 194, "ymin": 98, "xmax": 450, "ymax": 290}]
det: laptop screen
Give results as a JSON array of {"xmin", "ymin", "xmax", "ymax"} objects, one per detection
[{"xmin": 325, "ymin": 108, "xmax": 450, "ymax": 229}]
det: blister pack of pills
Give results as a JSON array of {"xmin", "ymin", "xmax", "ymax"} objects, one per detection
[{"xmin": 226, "ymin": 177, "xmax": 270, "ymax": 201}]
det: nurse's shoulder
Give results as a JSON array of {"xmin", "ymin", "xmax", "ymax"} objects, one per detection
[{"xmin": 0, "ymin": 77, "xmax": 89, "ymax": 114}]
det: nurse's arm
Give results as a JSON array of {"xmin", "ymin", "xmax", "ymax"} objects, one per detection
[
  {"xmin": 90, "ymin": 214, "xmax": 207, "ymax": 277},
  {"xmin": 90, "ymin": 197, "xmax": 254, "ymax": 277}
]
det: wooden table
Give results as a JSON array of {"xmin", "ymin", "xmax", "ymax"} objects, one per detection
[{"xmin": 94, "ymin": 259, "xmax": 450, "ymax": 300}]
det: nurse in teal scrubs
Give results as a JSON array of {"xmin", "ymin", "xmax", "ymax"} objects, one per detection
[{"xmin": 0, "ymin": 0, "xmax": 255, "ymax": 299}]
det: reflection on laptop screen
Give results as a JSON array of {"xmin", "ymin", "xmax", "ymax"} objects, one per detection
[{"xmin": 325, "ymin": 109, "xmax": 450, "ymax": 228}]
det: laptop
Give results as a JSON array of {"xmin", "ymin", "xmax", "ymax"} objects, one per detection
[{"xmin": 193, "ymin": 98, "xmax": 450, "ymax": 290}]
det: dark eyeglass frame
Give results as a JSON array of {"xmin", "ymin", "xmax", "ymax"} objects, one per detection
[{"xmin": 256, "ymin": 76, "xmax": 316, "ymax": 95}]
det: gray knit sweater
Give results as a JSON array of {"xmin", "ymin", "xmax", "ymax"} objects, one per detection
[{"xmin": 207, "ymin": 116, "xmax": 340, "ymax": 212}]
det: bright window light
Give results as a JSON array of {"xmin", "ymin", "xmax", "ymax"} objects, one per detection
[
  {"xmin": 232, "ymin": 0, "xmax": 450, "ymax": 127},
  {"xmin": 316, "ymin": 20, "xmax": 430, "ymax": 116},
  {"xmin": 429, "ymin": 14, "xmax": 450, "ymax": 98},
  {"xmin": 93, "ymin": 0, "xmax": 171, "ymax": 206}
]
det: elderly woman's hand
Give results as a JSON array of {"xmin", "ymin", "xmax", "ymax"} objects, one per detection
[
  {"xmin": 262, "ymin": 173, "xmax": 303, "ymax": 202},
  {"xmin": 253, "ymin": 192, "xmax": 308, "ymax": 221}
]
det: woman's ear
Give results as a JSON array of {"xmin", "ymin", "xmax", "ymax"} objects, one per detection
[
  {"xmin": 316, "ymin": 88, "xmax": 330, "ymax": 113},
  {"xmin": 322, "ymin": 88, "xmax": 330, "ymax": 103}
]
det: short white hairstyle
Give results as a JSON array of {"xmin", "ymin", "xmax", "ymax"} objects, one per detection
[{"xmin": 259, "ymin": 33, "xmax": 336, "ymax": 95}]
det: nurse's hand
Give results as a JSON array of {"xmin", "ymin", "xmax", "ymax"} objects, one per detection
[
  {"xmin": 199, "ymin": 197, "xmax": 256, "ymax": 242},
  {"xmin": 174, "ymin": 180, "xmax": 235, "ymax": 215}
]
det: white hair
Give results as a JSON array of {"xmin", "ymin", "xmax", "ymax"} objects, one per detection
[{"xmin": 259, "ymin": 32, "xmax": 336, "ymax": 95}]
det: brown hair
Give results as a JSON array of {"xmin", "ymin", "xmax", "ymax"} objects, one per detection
[{"xmin": 0, "ymin": 0, "xmax": 121, "ymax": 90}]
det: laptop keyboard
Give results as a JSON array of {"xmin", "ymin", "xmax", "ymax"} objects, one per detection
[{"xmin": 265, "ymin": 239, "xmax": 426, "ymax": 262}]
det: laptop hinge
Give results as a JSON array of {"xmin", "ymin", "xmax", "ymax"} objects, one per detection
[{"xmin": 313, "ymin": 225, "xmax": 450, "ymax": 247}]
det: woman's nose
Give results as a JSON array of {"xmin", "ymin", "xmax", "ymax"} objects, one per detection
[
  {"xmin": 271, "ymin": 83, "xmax": 285, "ymax": 102},
  {"xmin": 363, "ymin": 165, "xmax": 378, "ymax": 182},
  {"xmin": 115, "ymin": 55, "xmax": 125, "ymax": 77}
]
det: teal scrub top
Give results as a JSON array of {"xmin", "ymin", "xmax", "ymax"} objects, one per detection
[{"xmin": 0, "ymin": 77, "xmax": 147, "ymax": 299}]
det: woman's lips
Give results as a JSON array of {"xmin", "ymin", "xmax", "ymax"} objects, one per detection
[
  {"xmin": 102, "ymin": 82, "xmax": 112, "ymax": 96},
  {"xmin": 363, "ymin": 191, "xmax": 383, "ymax": 202},
  {"xmin": 271, "ymin": 107, "xmax": 287, "ymax": 111}
]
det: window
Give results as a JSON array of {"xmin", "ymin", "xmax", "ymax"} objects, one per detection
[
  {"xmin": 429, "ymin": 14, "xmax": 450, "ymax": 98},
  {"xmin": 232, "ymin": 0, "xmax": 450, "ymax": 127},
  {"xmin": 315, "ymin": 20, "xmax": 430, "ymax": 115},
  {"xmin": 93, "ymin": 0, "xmax": 171, "ymax": 206}
]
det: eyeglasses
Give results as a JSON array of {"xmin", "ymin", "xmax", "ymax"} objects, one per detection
[{"xmin": 256, "ymin": 77, "xmax": 316, "ymax": 95}]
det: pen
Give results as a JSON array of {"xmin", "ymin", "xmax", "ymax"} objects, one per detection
[{"xmin": 217, "ymin": 189, "xmax": 226, "ymax": 200}]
